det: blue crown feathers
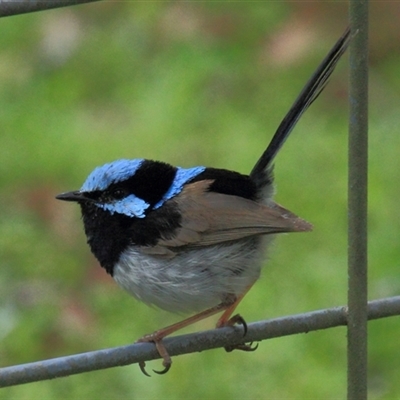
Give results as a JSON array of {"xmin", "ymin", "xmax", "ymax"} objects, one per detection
[
  {"xmin": 80, "ymin": 159, "xmax": 206, "ymax": 218},
  {"xmin": 81, "ymin": 159, "xmax": 144, "ymax": 192}
]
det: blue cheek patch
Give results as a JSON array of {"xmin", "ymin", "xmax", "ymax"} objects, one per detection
[
  {"xmin": 97, "ymin": 194, "xmax": 149, "ymax": 218},
  {"xmin": 153, "ymin": 166, "xmax": 205, "ymax": 209},
  {"xmin": 81, "ymin": 159, "xmax": 144, "ymax": 192}
]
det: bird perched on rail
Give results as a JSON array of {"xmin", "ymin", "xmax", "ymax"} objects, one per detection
[{"xmin": 56, "ymin": 27, "xmax": 350, "ymax": 376}]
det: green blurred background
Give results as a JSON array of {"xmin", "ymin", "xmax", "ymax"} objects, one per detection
[{"xmin": 1, "ymin": 2, "xmax": 400, "ymax": 399}]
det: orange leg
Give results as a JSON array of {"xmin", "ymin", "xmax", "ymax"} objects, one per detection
[
  {"xmin": 137, "ymin": 284, "xmax": 256, "ymax": 376},
  {"xmin": 216, "ymin": 284, "xmax": 254, "ymax": 328},
  {"xmin": 216, "ymin": 284, "xmax": 259, "ymax": 353},
  {"xmin": 137, "ymin": 302, "xmax": 231, "ymax": 376}
]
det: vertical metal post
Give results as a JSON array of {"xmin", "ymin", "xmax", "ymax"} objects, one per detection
[{"xmin": 347, "ymin": 1, "xmax": 369, "ymax": 399}]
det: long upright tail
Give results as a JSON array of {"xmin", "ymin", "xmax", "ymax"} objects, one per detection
[{"xmin": 250, "ymin": 27, "xmax": 351, "ymax": 189}]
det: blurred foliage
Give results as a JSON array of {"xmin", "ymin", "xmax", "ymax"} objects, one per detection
[{"xmin": 0, "ymin": 2, "xmax": 400, "ymax": 399}]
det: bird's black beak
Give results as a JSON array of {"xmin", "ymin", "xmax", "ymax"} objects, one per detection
[{"xmin": 56, "ymin": 191, "xmax": 88, "ymax": 203}]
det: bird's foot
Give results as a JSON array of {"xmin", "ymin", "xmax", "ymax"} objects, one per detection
[
  {"xmin": 136, "ymin": 334, "xmax": 172, "ymax": 377},
  {"xmin": 217, "ymin": 313, "xmax": 259, "ymax": 353}
]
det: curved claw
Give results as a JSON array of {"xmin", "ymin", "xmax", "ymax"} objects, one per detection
[
  {"xmin": 224, "ymin": 341, "xmax": 259, "ymax": 353},
  {"xmin": 139, "ymin": 361, "xmax": 151, "ymax": 377},
  {"xmin": 138, "ymin": 358, "xmax": 172, "ymax": 376},
  {"xmin": 226, "ymin": 313, "xmax": 248, "ymax": 336},
  {"xmin": 153, "ymin": 362, "xmax": 171, "ymax": 375},
  {"xmin": 250, "ymin": 342, "xmax": 259, "ymax": 351},
  {"xmin": 239, "ymin": 341, "xmax": 259, "ymax": 352}
]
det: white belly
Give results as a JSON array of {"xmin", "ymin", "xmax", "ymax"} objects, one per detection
[{"xmin": 113, "ymin": 237, "xmax": 272, "ymax": 314}]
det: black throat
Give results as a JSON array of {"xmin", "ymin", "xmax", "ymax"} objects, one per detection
[{"xmin": 79, "ymin": 200, "xmax": 181, "ymax": 276}]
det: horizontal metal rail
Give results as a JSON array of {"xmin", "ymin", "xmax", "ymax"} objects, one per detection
[
  {"xmin": 0, "ymin": 0, "xmax": 101, "ymax": 18},
  {"xmin": 1, "ymin": 296, "xmax": 400, "ymax": 387}
]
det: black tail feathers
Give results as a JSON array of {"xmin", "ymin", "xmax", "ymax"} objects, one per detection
[{"xmin": 250, "ymin": 27, "xmax": 351, "ymax": 189}]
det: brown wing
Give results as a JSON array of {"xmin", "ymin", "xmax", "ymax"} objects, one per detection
[{"xmin": 139, "ymin": 180, "xmax": 312, "ymax": 257}]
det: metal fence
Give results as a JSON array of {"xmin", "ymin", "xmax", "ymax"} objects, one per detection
[{"xmin": 1, "ymin": 1, "xmax": 400, "ymax": 399}]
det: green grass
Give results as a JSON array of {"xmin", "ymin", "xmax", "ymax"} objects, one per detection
[{"xmin": 1, "ymin": 3, "xmax": 400, "ymax": 399}]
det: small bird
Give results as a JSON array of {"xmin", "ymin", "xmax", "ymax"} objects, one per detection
[{"xmin": 56, "ymin": 27, "xmax": 350, "ymax": 375}]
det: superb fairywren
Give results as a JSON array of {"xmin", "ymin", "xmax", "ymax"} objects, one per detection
[{"xmin": 56, "ymin": 27, "xmax": 350, "ymax": 375}]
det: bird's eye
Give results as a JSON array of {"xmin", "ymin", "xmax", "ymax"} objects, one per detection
[{"xmin": 110, "ymin": 188, "xmax": 127, "ymax": 200}]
